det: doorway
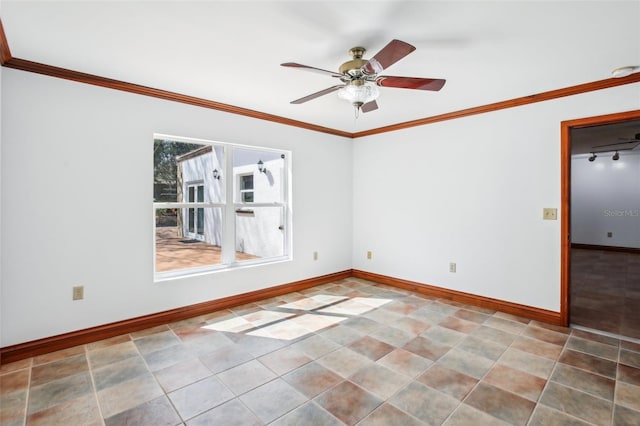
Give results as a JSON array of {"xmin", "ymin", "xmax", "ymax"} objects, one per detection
[
  {"xmin": 561, "ymin": 110, "xmax": 640, "ymax": 339},
  {"xmin": 186, "ymin": 182, "xmax": 205, "ymax": 240}
]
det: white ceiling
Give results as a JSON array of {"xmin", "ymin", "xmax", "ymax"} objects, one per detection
[{"xmin": 2, "ymin": 1, "xmax": 639, "ymax": 134}]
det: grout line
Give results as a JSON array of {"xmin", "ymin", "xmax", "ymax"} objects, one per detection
[
  {"xmin": 571, "ymin": 324, "xmax": 640, "ymax": 345},
  {"xmin": 16, "ymin": 279, "xmax": 638, "ymax": 425},
  {"xmin": 85, "ymin": 343, "xmax": 107, "ymax": 425},
  {"xmin": 21, "ymin": 360, "xmax": 32, "ymax": 426}
]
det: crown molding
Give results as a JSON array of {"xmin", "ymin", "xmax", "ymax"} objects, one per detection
[
  {"xmin": 353, "ymin": 73, "xmax": 640, "ymax": 138},
  {"xmin": 1, "ymin": 17, "xmax": 638, "ymax": 139},
  {"xmin": 2, "ymin": 56, "xmax": 354, "ymax": 139},
  {"xmin": 0, "ymin": 19, "xmax": 12, "ymax": 64}
]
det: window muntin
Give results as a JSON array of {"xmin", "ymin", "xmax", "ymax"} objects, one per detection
[{"xmin": 153, "ymin": 136, "xmax": 290, "ymax": 279}]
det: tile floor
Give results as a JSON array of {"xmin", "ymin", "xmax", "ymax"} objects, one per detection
[
  {"xmin": 571, "ymin": 249, "xmax": 640, "ymax": 339},
  {"xmin": 1, "ymin": 278, "xmax": 640, "ymax": 425}
]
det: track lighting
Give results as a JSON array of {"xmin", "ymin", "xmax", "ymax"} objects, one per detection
[{"xmin": 586, "ymin": 147, "xmax": 633, "ymax": 162}]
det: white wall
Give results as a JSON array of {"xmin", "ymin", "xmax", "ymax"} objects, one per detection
[
  {"xmin": 352, "ymin": 85, "xmax": 640, "ymax": 312},
  {"xmin": 2, "ymin": 66, "xmax": 639, "ymax": 347},
  {"xmin": 571, "ymin": 152, "xmax": 640, "ymax": 248},
  {"xmin": 1, "ymin": 68, "xmax": 353, "ymax": 346},
  {"xmin": 234, "ymin": 158, "xmax": 286, "ymax": 258}
]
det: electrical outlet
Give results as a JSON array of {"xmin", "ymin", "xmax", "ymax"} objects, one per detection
[
  {"xmin": 449, "ymin": 262, "xmax": 457, "ymax": 273},
  {"xmin": 543, "ymin": 208, "xmax": 557, "ymax": 220},
  {"xmin": 607, "ymin": 232, "xmax": 613, "ymax": 238},
  {"xmin": 367, "ymin": 251, "xmax": 372, "ymax": 260},
  {"xmin": 72, "ymin": 285, "xmax": 84, "ymax": 300},
  {"xmin": 313, "ymin": 251, "xmax": 318, "ymax": 261}
]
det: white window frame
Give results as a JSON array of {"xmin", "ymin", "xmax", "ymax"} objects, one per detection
[{"xmin": 153, "ymin": 134, "xmax": 292, "ymax": 281}]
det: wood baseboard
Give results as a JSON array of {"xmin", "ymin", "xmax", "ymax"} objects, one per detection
[
  {"xmin": 0, "ymin": 270, "xmax": 351, "ymax": 365},
  {"xmin": 571, "ymin": 243, "xmax": 640, "ymax": 254},
  {"xmin": 352, "ymin": 270, "xmax": 562, "ymax": 325},
  {"xmin": 1, "ymin": 268, "xmax": 564, "ymax": 365}
]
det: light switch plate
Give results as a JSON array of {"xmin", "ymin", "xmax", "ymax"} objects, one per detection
[{"xmin": 543, "ymin": 208, "xmax": 557, "ymax": 220}]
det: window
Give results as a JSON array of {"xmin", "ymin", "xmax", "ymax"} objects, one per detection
[
  {"xmin": 239, "ymin": 174, "xmax": 254, "ymax": 203},
  {"xmin": 153, "ymin": 136, "xmax": 291, "ymax": 279}
]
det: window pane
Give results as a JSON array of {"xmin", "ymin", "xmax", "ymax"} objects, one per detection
[
  {"xmin": 233, "ymin": 148, "xmax": 284, "ymax": 203},
  {"xmin": 188, "ymin": 207, "xmax": 195, "ymax": 233},
  {"xmin": 197, "ymin": 208, "xmax": 204, "ymax": 235},
  {"xmin": 154, "ymin": 139, "xmax": 224, "ymax": 203},
  {"xmin": 241, "ymin": 175, "xmax": 253, "ymax": 190},
  {"xmin": 235, "ymin": 206, "xmax": 285, "ymax": 262},
  {"xmin": 241, "ymin": 190, "xmax": 254, "ymax": 203},
  {"xmin": 155, "ymin": 207, "xmax": 223, "ymax": 272}
]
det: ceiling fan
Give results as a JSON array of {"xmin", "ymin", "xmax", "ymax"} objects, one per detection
[{"xmin": 281, "ymin": 39, "xmax": 446, "ymax": 117}]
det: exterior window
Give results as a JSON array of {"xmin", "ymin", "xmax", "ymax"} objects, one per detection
[
  {"xmin": 239, "ymin": 174, "xmax": 254, "ymax": 203},
  {"xmin": 153, "ymin": 136, "xmax": 291, "ymax": 279}
]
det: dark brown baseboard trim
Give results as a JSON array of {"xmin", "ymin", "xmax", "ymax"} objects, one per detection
[
  {"xmin": 571, "ymin": 243, "xmax": 640, "ymax": 254},
  {"xmin": 0, "ymin": 270, "xmax": 351, "ymax": 365},
  {"xmin": 1, "ymin": 268, "xmax": 564, "ymax": 365},
  {"xmin": 352, "ymin": 270, "xmax": 562, "ymax": 325}
]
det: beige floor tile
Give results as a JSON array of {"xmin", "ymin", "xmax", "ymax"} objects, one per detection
[
  {"xmin": 154, "ymin": 358, "xmax": 212, "ymax": 392},
  {"xmin": 616, "ymin": 381, "xmax": 640, "ymax": 412},
  {"xmin": 168, "ymin": 376, "xmax": 234, "ymax": 420},
  {"xmin": 26, "ymin": 394, "xmax": 102, "ymax": 426},
  {"xmin": 465, "ymin": 382, "xmax": 535, "ymax": 425},
  {"xmin": 97, "ymin": 373, "xmax": 164, "ymax": 418},
  {"xmin": 7, "ymin": 278, "xmax": 640, "ymax": 425},
  {"xmin": 390, "ymin": 381, "xmax": 459, "ymax": 425},
  {"xmin": 540, "ymin": 381, "xmax": 613, "ymax": 426}
]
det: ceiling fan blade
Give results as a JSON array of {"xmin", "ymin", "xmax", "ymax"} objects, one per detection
[
  {"xmin": 376, "ymin": 76, "xmax": 446, "ymax": 91},
  {"xmin": 361, "ymin": 39, "xmax": 416, "ymax": 75},
  {"xmin": 290, "ymin": 85, "xmax": 344, "ymax": 104},
  {"xmin": 281, "ymin": 62, "xmax": 343, "ymax": 78},
  {"xmin": 362, "ymin": 100, "xmax": 379, "ymax": 113}
]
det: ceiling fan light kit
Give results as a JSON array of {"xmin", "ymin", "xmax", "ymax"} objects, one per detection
[
  {"xmin": 282, "ymin": 39, "xmax": 446, "ymax": 118},
  {"xmin": 337, "ymin": 82, "xmax": 380, "ymax": 117}
]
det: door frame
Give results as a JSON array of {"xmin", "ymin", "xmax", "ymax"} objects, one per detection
[
  {"xmin": 185, "ymin": 181, "xmax": 205, "ymax": 241},
  {"xmin": 559, "ymin": 109, "xmax": 640, "ymax": 326}
]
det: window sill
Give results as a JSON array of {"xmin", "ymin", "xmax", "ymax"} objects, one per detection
[{"xmin": 154, "ymin": 255, "xmax": 292, "ymax": 283}]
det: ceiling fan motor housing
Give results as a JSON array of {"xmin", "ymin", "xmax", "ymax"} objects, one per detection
[
  {"xmin": 339, "ymin": 59, "xmax": 368, "ymax": 78},
  {"xmin": 339, "ymin": 46, "xmax": 370, "ymax": 79}
]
